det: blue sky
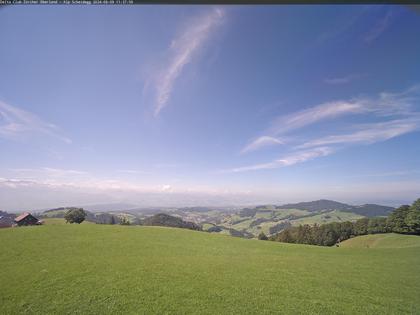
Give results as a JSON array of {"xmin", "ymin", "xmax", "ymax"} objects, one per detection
[{"xmin": 1, "ymin": 5, "xmax": 420, "ymax": 210}]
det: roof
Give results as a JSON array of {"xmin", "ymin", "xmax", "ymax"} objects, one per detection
[{"xmin": 14, "ymin": 212, "xmax": 32, "ymax": 222}]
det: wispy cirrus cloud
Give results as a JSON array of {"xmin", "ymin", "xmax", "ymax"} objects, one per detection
[
  {"xmin": 268, "ymin": 100, "xmax": 366, "ymax": 136},
  {"xmin": 236, "ymin": 84, "xmax": 420, "ymax": 173},
  {"xmin": 324, "ymin": 73, "xmax": 366, "ymax": 85},
  {"xmin": 242, "ymin": 84, "xmax": 420, "ymax": 155},
  {"xmin": 241, "ymin": 101, "xmax": 365, "ymax": 154},
  {"xmin": 225, "ymin": 147, "xmax": 333, "ymax": 173},
  {"xmin": 151, "ymin": 8, "xmax": 224, "ymax": 117},
  {"xmin": 299, "ymin": 117, "xmax": 420, "ymax": 148},
  {"xmin": 241, "ymin": 136, "xmax": 285, "ymax": 154},
  {"xmin": 364, "ymin": 8, "xmax": 394, "ymax": 43},
  {"xmin": 0, "ymin": 101, "xmax": 71, "ymax": 143}
]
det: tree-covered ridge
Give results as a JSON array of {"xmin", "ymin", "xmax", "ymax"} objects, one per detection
[
  {"xmin": 275, "ymin": 199, "xmax": 394, "ymax": 216},
  {"xmin": 270, "ymin": 198, "xmax": 420, "ymax": 246},
  {"xmin": 142, "ymin": 213, "xmax": 202, "ymax": 231}
]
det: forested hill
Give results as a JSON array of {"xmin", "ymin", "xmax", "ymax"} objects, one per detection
[
  {"xmin": 276, "ymin": 199, "xmax": 394, "ymax": 217},
  {"xmin": 142, "ymin": 213, "xmax": 201, "ymax": 231}
]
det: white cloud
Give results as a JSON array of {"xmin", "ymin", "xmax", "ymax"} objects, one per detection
[
  {"xmin": 241, "ymin": 136, "xmax": 284, "ymax": 154},
  {"xmin": 4, "ymin": 168, "xmax": 157, "ymax": 192},
  {"xmin": 268, "ymin": 100, "xmax": 365, "ymax": 136},
  {"xmin": 152, "ymin": 8, "xmax": 224, "ymax": 117},
  {"xmin": 225, "ymin": 147, "xmax": 333, "ymax": 173},
  {"xmin": 0, "ymin": 101, "xmax": 71, "ymax": 143},
  {"xmin": 299, "ymin": 117, "xmax": 420, "ymax": 148}
]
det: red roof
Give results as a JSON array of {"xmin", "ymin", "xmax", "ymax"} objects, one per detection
[{"xmin": 14, "ymin": 212, "xmax": 31, "ymax": 222}]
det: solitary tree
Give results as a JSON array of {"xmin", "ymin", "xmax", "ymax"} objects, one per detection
[
  {"xmin": 119, "ymin": 216, "xmax": 130, "ymax": 225},
  {"xmin": 64, "ymin": 208, "xmax": 87, "ymax": 224}
]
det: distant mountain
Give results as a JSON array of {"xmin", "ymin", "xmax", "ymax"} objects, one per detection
[
  {"xmin": 142, "ymin": 213, "xmax": 201, "ymax": 231},
  {"xmin": 276, "ymin": 199, "xmax": 394, "ymax": 217}
]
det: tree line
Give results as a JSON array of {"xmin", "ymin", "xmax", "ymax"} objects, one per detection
[
  {"xmin": 265, "ymin": 198, "xmax": 420, "ymax": 246},
  {"xmin": 64, "ymin": 209, "xmax": 202, "ymax": 231}
]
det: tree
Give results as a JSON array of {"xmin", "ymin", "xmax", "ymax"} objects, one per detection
[
  {"xmin": 64, "ymin": 208, "xmax": 86, "ymax": 224},
  {"xmin": 406, "ymin": 199, "xmax": 420, "ymax": 235},
  {"xmin": 110, "ymin": 216, "xmax": 116, "ymax": 225},
  {"xmin": 353, "ymin": 218, "xmax": 369, "ymax": 235},
  {"xmin": 258, "ymin": 232, "xmax": 268, "ymax": 240},
  {"xmin": 272, "ymin": 227, "xmax": 296, "ymax": 243},
  {"xmin": 387, "ymin": 205, "xmax": 410, "ymax": 233},
  {"xmin": 367, "ymin": 217, "xmax": 388, "ymax": 234},
  {"xmin": 119, "ymin": 216, "xmax": 130, "ymax": 225}
]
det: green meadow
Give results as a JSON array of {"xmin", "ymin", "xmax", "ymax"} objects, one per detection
[
  {"xmin": 1, "ymin": 225, "xmax": 419, "ymax": 314},
  {"xmin": 340, "ymin": 233, "xmax": 420, "ymax": 249}
]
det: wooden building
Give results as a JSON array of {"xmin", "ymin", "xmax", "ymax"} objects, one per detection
[{"xmin": 14, "ymin": 212, "xmax": 41, "ymax": 226}]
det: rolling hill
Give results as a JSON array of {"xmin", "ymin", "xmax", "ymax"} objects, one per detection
[
  {"xmin": 340, "ymin": 233, "xmax": 420, "ymax": 249},
  {"xmin": 31, "ymin": 199, "xmax": 396, "ymax": 239},
  {"xmin": 1, "ymin": 224, "xmax": 419, "ymax": 314}
]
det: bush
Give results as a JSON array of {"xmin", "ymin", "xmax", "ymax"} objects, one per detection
[
  {"xmin": 258, "ymin": 232, "xmax": 268, "ymax": 240},
  {"xmin": 119, "ymin": 217, "xmax": 131, "ymax": 225}
]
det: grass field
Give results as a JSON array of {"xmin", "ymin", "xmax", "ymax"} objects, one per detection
[
  {"xmin": 340, "ymin": 233, "xmax": 420, "ymax": 249},
  {"xmin": 1, "ymin": 225, "xmax": 419, "ymax": 314}
]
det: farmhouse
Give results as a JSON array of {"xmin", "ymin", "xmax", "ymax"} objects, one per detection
[
  {"xmin": 14, "ymin": 212, "xmax": 42, "ymax": 226},
  {"xmin": 0, "ymin": 216, "xmax": 14, "ymax": 228}
]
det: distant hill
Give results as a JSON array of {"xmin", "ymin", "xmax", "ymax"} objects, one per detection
[
  {"xmin": 142, "ymin": 213, "xmax": 201, "ymax": 231},
  {"xmin": 348, "ymin": 204, "xmax": 394, "ymax": 217},
  {"xmin": 276, "ymin": 199, "xmax": 393, "ymax": 217}
]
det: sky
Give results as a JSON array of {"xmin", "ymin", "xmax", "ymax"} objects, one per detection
[{"xmin": 1, "ymin": 5, "xmax": 420, "ymax": 211}]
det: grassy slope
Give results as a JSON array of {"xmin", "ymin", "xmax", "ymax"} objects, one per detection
[
  {"xmin": 218, "ymin": 209, "xmax": 363, "ymax": 237},
  {"xmin": 340, "ymin": 233, "xmax": 420, "ymax": 249},
  {"xmin": 291, "ymin": 210, "xmax": 364, "ymax": 226},
  {"xmin": 0, "ymin": 225, "xmax": 419, "ymax": 314}
]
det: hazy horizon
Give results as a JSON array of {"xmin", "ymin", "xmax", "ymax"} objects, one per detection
[{"xmin": 1, "ymin": 5, "xmax": 420, "ymax": 211}]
